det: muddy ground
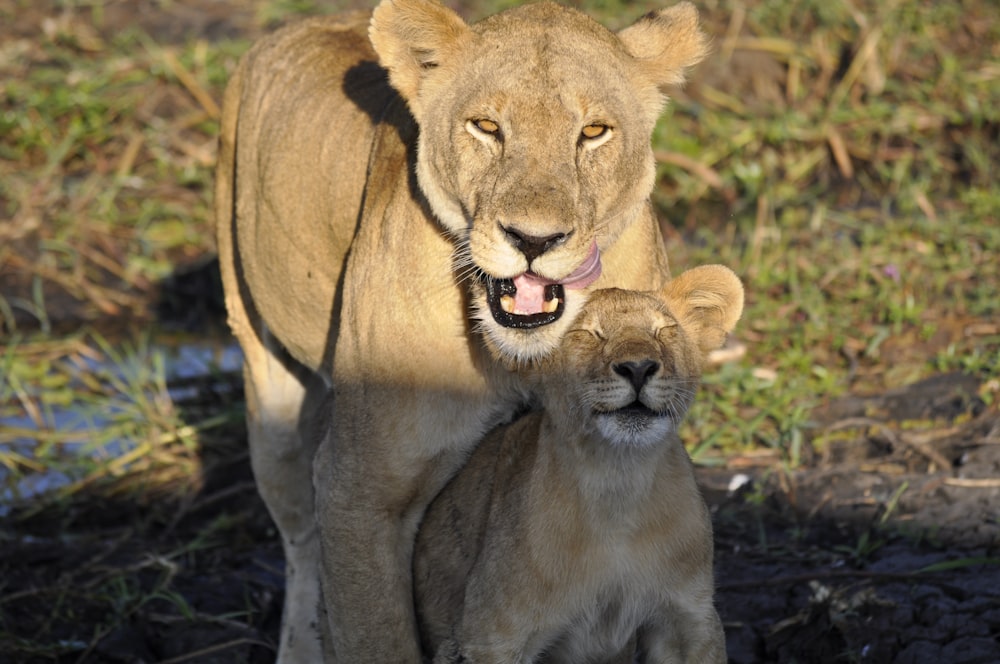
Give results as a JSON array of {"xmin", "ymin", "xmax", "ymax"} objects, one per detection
[
  {"xmin": 2, "ymin": 0, "xmax": 999, "ymax": 662},
  {"xmin": 4, "ymin": 363, "xmax": 999, "ymax": 663},
  {"xmin": 706, "ymin": 377, "xmax": 1000, "ymax": 663}
]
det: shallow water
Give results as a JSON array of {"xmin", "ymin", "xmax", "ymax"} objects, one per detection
[{"xmin": 0, "ymin": 332, "xmax": 243, "ymax": 513}]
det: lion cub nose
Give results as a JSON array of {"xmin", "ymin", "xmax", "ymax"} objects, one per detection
[
  {"xmin": 502, "ymin": 226, "xmax": 567, "ymax": 263},
  {"xmin": 613, "ymin": 359, "xmax": 659, "ymax": 395}
]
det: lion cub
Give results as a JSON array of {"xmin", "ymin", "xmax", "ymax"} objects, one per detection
[{"xmin": 413, "ymin": 265, "xmax": 742, "ymax": 663}]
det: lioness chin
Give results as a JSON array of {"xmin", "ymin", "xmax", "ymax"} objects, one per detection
[{"xmin": 215, "ymin": 0, "xmax": 708, "ymax": 660}]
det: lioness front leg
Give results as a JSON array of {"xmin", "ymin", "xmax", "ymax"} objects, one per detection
[
  {"xmin": 242, "ymin": 331, "xmax": 330, "ymax": 664},
  {"xmin": 313, "ymin": 389, "xmax": 481, "ymax": 662}
]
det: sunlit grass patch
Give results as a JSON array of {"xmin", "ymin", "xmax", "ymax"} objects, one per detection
[
  {"xmin": 648, "ymin": 0, "xmax": 1000, "ymax": 463},
  {"xmin": 0, "ymin": 0, "xmax": 997, "ymax": 474},
  {"xmin": 0, "ymin": 14, "xmax": 245, "ymax": 332},
  {"xmin": 678, "ymin": 203, "xmax": 1000, "ymax": 463}
]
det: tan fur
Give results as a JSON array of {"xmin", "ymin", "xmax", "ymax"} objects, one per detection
[
  {"xmin": 214, "ymin": 1, "xmax": 707, "ymax": 661},
  {"xmin": 414, "ymin": 265, "xmax": 742, "ymax": 664}
]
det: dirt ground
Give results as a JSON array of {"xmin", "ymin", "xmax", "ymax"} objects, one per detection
[
  {"xmin": 2, "ymin": 1, "xmax": 999, "ymax": 662},
  {"xmin": 706, "ymin": 377, "xmax": 1000, "ymax": 663},
  {"xmin": 4, "ymin": 364, "xmax": 998, "ymax": 662}
]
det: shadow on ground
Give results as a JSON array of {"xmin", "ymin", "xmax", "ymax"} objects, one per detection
[
  {"xmin": 2, "ymin": 347, "xmax": 998, "ymax": 661},
  {"xmin": 705, "ymin": 372, "xmax": 1000, "ymax": 663}
]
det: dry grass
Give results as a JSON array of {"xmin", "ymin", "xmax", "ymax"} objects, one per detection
[{"xmin": 1, "ymin": 0, "xmax": 997, "ymax": 494}]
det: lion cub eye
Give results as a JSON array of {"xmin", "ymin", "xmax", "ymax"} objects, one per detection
[
  {"xmin": 581, "ymin": 124, "xmax": 608, "ymax": 139},
  {"xmin": 469, "ymin": 118, "xmax": 501, "ymax": 138},
  {"xmin": 654, "ymin": 321, "xmax": 679, "ymax": 337}
]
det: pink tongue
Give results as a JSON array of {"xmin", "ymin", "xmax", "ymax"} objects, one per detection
[{"xmin": 511, "ymin": 243, "xmax": 602, "ymax": 315}]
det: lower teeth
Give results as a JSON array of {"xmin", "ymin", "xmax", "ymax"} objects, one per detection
[{"xmin": 498, "ymin": 295, "xmax": 560, "ymax": 315}]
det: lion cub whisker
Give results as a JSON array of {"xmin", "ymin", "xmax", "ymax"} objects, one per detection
[{"xmin": 414, "ymin": 265, "xmax": 743, "ymax": 663}]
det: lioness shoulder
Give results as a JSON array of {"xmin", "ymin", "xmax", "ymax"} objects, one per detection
[{"xmin": 414, "ymin": 265, "xmax": 743, "ymax": 663}]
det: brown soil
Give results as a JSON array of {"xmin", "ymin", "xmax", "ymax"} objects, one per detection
[
  {"xmin": 705, "ymin": 374, "xmax": 1000, "ymax": 663},
  {"xmin": 4, "ymin": 369, "xmax": 998, "ymax": 662}
]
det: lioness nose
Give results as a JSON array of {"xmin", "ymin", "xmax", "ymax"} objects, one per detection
[
  {"xmin": 613, "ymin": 360, "xmax": 659, "ymax": 394},
  {"xmin": 502, "ymin": 226, "xmax": 567, "ymax": 264}
]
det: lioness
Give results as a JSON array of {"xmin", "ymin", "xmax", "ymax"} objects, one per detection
[
  {"xmin": 215, "ymin": 0, "xmax": 708, "ymax": 660},
  {"xmin": 414, "ymin": 265, "xmax": 740, "ymax": 664}
]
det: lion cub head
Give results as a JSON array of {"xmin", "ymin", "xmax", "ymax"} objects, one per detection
[
  {"xmin": 370, "ymin": 0, "xmax": 708, "ymax": 361},
  {"xmin": 544, "ymin": 265, "xmax": 744, "ymax": 447}
]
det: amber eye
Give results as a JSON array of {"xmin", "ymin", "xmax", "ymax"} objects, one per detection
[
  {"xmin": 581, "ymin": 124, "xmax": 609, "ymax": 140},
  {"xmin": 472, "ymin": 118, "xmax": 500, "ymax": 135}
]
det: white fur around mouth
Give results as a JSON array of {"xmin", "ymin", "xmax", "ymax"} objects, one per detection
[
  {"xmin": 595, "ymin": 404, "xmax": 674, "ymax": 447},
  {"xmin": 475, "ymin": 281, "xmax": 592, "ymax": 365}
]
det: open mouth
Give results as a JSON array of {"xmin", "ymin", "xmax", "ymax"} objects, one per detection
[
  {"xmin": 485, "ymin": 278, "xmax": 566, "ymax": 329},
  {"xmin": 481, "ymin": 241, "xmax": 603, "ymax": 330}
]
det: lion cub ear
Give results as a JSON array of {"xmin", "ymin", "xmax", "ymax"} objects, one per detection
[
  {"xmin": 663, "ymin": 265, "xmax": 744, "ymax": 355},
  {"xmin": 617, "ymin": 2, "xmax": 710, "ymax": 89},
  {"xmin": 369, "ymin": 0, "xmax": 473, "ymax": 116}
]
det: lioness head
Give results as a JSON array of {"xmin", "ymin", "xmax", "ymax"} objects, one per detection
[
  {"xmin": 370, "ymin": 0, "xmax": 708, "ymax": 361},
  {"xmin": 546, "ymin": 265, "xmax": 743, "ymax": 446}
]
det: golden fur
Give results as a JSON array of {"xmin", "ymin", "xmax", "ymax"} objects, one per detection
[
  {"xmin": 414, "ymin": 266, "xmax": 742, "ymax": 663},
  {"xmin": 214, "ymin": 1, "xmax": 708, "ymax": 660}
]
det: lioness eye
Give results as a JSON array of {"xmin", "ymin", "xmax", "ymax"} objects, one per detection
[
  {"xmin": 472, "ymin": 119, "xmax": 500, "ymax": 135},
  {"xmin": 581, "ymin": 124, "xmax": 608, "ymax": 140}
]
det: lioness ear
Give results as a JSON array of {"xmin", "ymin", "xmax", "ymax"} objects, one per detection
[
  {"xmin": 617, "ymin": 2, "xmax": 709, "ymax": 89},
  {"xmin": 663, "ymin": 265, "xmax": 744, "ymax": 354},
  {"xmin": 369, "ymin": 0, "xmax": 472, "ymax": 114}
]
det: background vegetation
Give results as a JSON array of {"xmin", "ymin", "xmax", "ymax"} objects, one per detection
[{"xmin": 0, "ymin": 0, "xmax": 997, "ymax": 658}]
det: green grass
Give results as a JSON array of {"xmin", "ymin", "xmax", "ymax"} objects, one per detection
[
  {"xmin": 660, "ymin": 0, "xmax": 1000, "ymax": 462},
  {"xmin": 0, "ymin": 330, "xmax": 243, "ymax": 511},
  {"xmin": 0, "ymin": 10, "xmax": 245, "ymax": 330},
  {"xmin": 1, "ymin": 0, "xmax": 997, "ymax": 487},
  {"xmin": 0, "ymin": 0, "xmax": 995, "ymax": 489}
]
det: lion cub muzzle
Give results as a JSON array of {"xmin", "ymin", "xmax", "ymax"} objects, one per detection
[{"xmin": 592, "ymin": 338, "xmax": 694, "ymax": 448}]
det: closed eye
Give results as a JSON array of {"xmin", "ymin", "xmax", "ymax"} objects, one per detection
[{"xmin": 654, "ymin": 319, "xmax": 679, "ymax": 337}]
